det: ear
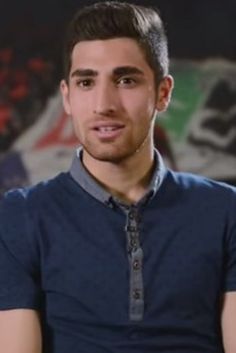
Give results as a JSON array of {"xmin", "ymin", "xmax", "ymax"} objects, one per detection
[
  {"xmin": 60, "ymin": 79, "xmax": 71, "ymax": 115},
  {"xmin": 156, "ymin": 75, "xmax": 174, "ymax": 112}
]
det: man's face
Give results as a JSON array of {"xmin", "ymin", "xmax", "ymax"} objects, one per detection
[{"xmin": 61, "ymin": 38, "xmax": 172, "ymax": 165}]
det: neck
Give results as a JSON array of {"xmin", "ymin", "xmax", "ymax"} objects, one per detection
[{"xmin": 82, "ymin": 145, "xmax": 155, "ymax": 204}]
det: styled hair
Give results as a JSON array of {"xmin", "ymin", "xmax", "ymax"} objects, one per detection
[{"xmin": 63, "ymin": 1, "xmax": 169, "ymax": 84}]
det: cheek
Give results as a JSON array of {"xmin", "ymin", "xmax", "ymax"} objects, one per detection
[
  {"xmin": 69, "ymin": 95, "xmax": 86, "ymax": 119},
  {"xmin": 126, "ymin": 86, "xmax": 155, "ymax": 113},
  {"xmin": 69, "ymin": 99, "xmax": 90, "ymax": 139},
  {"xmin": 130, "ymin": 95, "xmax": 156, "ymax": 123}
]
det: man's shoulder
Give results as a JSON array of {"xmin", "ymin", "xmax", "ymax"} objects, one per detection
[
  {"xmin": 168, "ymin": 169, "xmax": 235, "ymax": 192},
  {"xmin": 163, "ymin": 169, "xmax": 236, "ymax": 205},
  {"xmin": 0, "ymin": 172, "xmax": 74, "ymax": 251},
  {"xmin": 156, "ymin": 170, "xmax": 236, "ymax": 228},
  {"xmin": 0, "ymin": 172, "xmax": 69, "ymax": 212}
]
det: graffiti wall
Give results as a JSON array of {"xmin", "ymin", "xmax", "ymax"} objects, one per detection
[{"xmin": 160, "ymin": 60, "xmax": 236, "ymax": 182}]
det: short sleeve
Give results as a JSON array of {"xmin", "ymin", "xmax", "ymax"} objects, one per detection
[
  {"xmin": 223, "ymin": 187, "xmax": 236, "ymax": 292},
  {"xmin": 0, "ymin": 189, "xmax": 41, "ymax": 310}
]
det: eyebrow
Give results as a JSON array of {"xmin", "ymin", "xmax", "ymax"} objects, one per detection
[
  {"xmin": 113, "ymin": 66, "xmax": 144, "ymax": 76},
  {"xmin": 70, "ymin": 66, "xmax": 144, "ymax": 79},
  {"xmin": 71, "ymin": 69, "xmax": 98, "ymax": 78}
]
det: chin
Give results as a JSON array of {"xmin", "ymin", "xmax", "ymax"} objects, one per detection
[
  {"xmin": 89, "ymin": 152, "xmax": 128, "ymax": 164},
  {"xmin": 84, "ymin": 146, "xmax": 136, "ymax": 164}
]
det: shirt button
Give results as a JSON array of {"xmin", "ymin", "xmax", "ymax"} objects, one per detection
[
  {"xmin": 133, "ymin": 289, "xmax": 141, "ymax": 300},
  {"xmin": 130, "ymin": 240, "xmax": 138, "ymax": 249},
  {"xmin": 133, "ymin": 260, "xmax": 140, "ymax": 270},
  {"xmin": 127, "ymin": 225, "xmax": 136, "ymax": 232},
  {"xmin": 129, "ymin": 211, "xmax": 135, "ymax": 220}
]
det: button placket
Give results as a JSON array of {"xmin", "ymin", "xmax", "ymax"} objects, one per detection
[{"xmin": 125, "ymin": 207, "xmax": 144, "ymax": 321}]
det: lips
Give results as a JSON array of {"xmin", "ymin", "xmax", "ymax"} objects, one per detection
[
  {"xmin": 91, "ymin": 122, "xmax": 125, "ymax": 130},
  {"xmin": 95, "ymin": 126, "xmax": 121, "ymax": 132},
  {"xmin": 91, "ymin": 122, "xmax": 125, "ymax": 139}
]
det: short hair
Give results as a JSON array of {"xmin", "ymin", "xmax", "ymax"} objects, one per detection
[{"xmin": 63, "ymin": 1, "xmax": 169, "ymax": 84}]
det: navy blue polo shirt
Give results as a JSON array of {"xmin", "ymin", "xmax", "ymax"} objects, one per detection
[{"xmin": 0, "ymin": 149, "xmax": 236, "ymax": 353}]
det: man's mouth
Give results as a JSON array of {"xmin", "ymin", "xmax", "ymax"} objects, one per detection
[
  {"xmin": 92, "ymin": 123, "xmax": 125, "ymax": 139},
  {"xmin": 95, "ymin": 126, "xmax": 121, "ymax": 132}
]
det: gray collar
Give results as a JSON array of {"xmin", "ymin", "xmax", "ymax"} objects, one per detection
[{"xmin": 69, "ymin": 147, "xmax": 166, "ymax": 207}]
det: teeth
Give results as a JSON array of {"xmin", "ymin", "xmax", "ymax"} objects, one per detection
[{"xmin": 99, "ymin": 127, "xmax": 116, "ymax": 132}]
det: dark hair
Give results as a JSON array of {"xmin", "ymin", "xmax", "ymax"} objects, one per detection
[{"xmin": 63, "ymin": 1, "xmax": 169, "ymax": 84}]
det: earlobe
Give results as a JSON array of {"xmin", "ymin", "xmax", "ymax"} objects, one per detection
[
  {"xmin": 156, "ymin": 75, "xmax": 174, "ymax": 112},
  {"xmin": 60, "ymin": 79, "xmax": 71, "ymax": 115}
]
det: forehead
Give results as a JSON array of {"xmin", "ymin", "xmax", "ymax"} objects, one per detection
[{"xmin": 70, "ymin": 38, "xmax": 152, "ymax": 74}]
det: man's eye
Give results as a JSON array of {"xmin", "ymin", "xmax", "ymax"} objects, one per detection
[
  {"xmin": 76, "ymin": 79, "xmax": 93, "ymax": 88},
  {"xmin": 117, "ymin": 77, "xmax": 136, "ymax": 86}
]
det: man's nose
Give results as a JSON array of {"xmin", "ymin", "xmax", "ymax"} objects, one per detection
[{"xmin": 93, "ymin": 82, "xmax": 118, "ymax": 116}]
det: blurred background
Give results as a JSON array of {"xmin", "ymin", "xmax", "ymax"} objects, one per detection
[{"xmin": 0, "ymin": 0, "xmax": 236, "ymax": 195}]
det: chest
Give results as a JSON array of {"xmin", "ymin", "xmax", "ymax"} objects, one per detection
[{"xmin": 38, "ymin": 206, "xmax": 225, "ymax": 324}]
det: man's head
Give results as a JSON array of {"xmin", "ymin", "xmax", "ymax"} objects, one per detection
[
  {"xmin": 60, "ymin": 2, "xmax": 173, "ymax": 167},
  {"xmin": 63, "ymin": 1, "xmax": 169, "ymax": 85}
]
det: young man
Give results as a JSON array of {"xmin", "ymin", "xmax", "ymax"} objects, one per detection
[{"xmin": 0, "ymin": 2, "xmax": 236, "ymax": 353}]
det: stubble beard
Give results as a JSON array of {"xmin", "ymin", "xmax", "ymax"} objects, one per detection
[{"xmin": 81, "ymin": 130, "xmax": 152, "ymax": 165}]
